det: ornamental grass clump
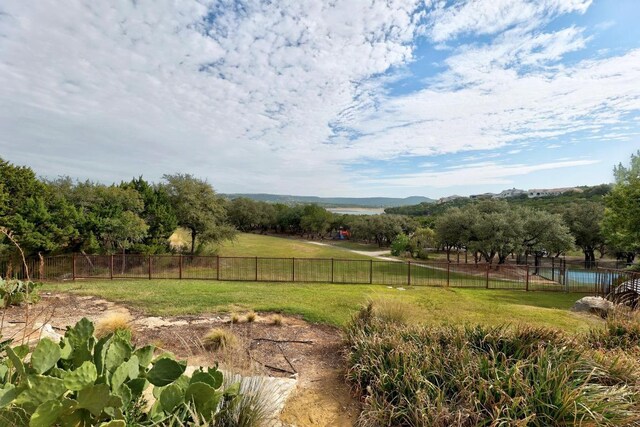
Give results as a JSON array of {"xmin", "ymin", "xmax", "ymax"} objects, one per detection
[
  {"xmin": 346, "ymin": 302, "xmax": 640, "ymax": 426},
  {"xmin": 203, "ymin": 328, "xmax": 238, "ymax": 351}
]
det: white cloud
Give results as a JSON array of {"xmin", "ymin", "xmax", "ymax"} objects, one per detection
[
  {"xmin": 425, "ymin": 0, "xmax": 591, "ymax": 42},
  {"xmin": 0, "ymin": 0, "xmax": 422, "ymax": 193},
  {"xmin": 0, "ymin": 0, "xmax": 637, "ymax": 196},
  {"xmin": 363, "ymin": 159, "xmax": 599, "ymax": 188}
]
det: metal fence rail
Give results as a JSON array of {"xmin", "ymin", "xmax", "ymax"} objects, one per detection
[{"xmin": 0, "ymin": 254, "xmax": 633, "ymax": 294}]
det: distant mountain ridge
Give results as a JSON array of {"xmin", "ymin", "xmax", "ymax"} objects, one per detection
[{"xmin": 222, "ymin": 193, "xmax": 435, "ymax": 208}]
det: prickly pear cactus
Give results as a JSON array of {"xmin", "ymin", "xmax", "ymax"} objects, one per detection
[{"xmin": 0, "ymin": 317, "xmax": 241, "ymax": 426}]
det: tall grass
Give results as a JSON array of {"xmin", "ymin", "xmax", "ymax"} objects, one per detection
[{"xmin": 346, "ymin": 302, "xmax": 640, "ymax": 426}]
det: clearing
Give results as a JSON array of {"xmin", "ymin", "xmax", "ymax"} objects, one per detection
[{"xmin": 37, "ymin": 277, "xmax": 599, "ymax": 425}]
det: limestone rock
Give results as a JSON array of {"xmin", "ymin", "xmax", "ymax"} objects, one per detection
[{"xmin": 572, "ymin": 296, "xmax": 614, "ymax": 316}]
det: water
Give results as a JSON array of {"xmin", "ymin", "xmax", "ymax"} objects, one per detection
[{"xmin": 326, "ymin": 208, "xmax": 385, "ymax": 215}]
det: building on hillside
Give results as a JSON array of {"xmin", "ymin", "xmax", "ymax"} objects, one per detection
[
  {"xmin": 437, "ymin": 195, "xmax": 465, "ymax": 204},
  {"xmin": 493, "ymin": 188, "xmax": 526, "ymax": 199},
  {"xmin": 527, "ymin": 187, "xmax": 583, "ymax": 198}
]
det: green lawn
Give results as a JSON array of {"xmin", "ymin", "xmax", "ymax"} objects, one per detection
[
  {"xmin": 215, "ymin": 233, "xmax": 372, "ymax": 259},
  {"xmin": 45, "ymin": 280, "xmax": 599, "ymax": 332}
]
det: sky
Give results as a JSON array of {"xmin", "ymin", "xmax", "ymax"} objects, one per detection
[{"xmin": 1, "ymin": 0, "xmax": 639, "ymax": 199}]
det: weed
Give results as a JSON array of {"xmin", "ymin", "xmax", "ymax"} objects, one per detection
[
  {"xmin": 203, "ymin": 328, "xmax": 238, "ymax": 351},
  {"xmin": 272, "ymin": 314, "xmax": 283, "ymax": 326},
  {"xmin": 246, "ymin": 311, "xmax": 256, "ymax": 323},
  {"xmin": 95, "ymin": 311, "xmax": 133, "ymax": 338},
  {"xmin": 231, "ymin": 313, "xmax": 240, "ymax": 324}
]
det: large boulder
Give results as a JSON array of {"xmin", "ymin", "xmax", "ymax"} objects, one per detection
[{"xmin": 572, "ymin": 296, "xmax": 614, "ymax": 317}]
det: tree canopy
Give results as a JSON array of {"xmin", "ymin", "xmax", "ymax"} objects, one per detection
[
  {"xmin": 603, "ymin": 151, "xmax": 640, "ymax": 263},
  {"xmin": 163, "ymin": 174, "xmax": 235, "ymax": 254}
]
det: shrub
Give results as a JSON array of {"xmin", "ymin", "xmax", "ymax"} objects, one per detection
[
  {"xmin": 245, "ymin": 311, "xmax": 256, "ymax": 323},
  {"xmin": 231, "ymin": 313, "xmax": 240, "ymax": 324},
  {"xmin": 390, "ymin": 233, "xmax": 410, "ymax": 256},
  {"xmin": 368, "ymin": 298, "xmax": 418, "ymax": 326},
  {"xmin": 203, "ymin": 328, "xmax": 238, "ymax": 351},
  {"xmin": 586, "ymin": 306, "xmax": 640, "ymax": 350},
  {"xmin": 0, "ymin": 318, "xmax": 245, "ymax": 425},
  {"xmin": 0, "ymin": 278, "xmax": 40, "ymax": 307},
  {"xmin": 271, "ymin": 315, "xmax": 283, "ymax": 326},
  {"xmin": 95, "ymin": 311, "xmax": 134, "ymax": 339},
  {"xmin": 346, "ymin": 304, "xmax": 640, "ymax": 426}
]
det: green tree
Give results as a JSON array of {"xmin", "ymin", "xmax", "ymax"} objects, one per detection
[
  {"xmin": 562, "ymin": 202, "xmax": 605, "ymax": 268},
  {"xmin": 51, "ymin": 180, "xmax": 149, "ymax": 255},
  {"xmin": 408, "ymin": 227, "xmax": 436, "ymax": 259},
  {"xmin": 300, "ymin": 204, "xmax": 332, "ymax": 238},
  {"xmin": 163, "ymin": 174, "xmax": 235, "ymax": 254},
  {"xmin": 391, "ymin": 233, "xmax": 410, "ymax": 256},
  {"xmin": 0, "ymin": 159, "xmax": 78, "ymax": 261},
  {"xmin": 434, "ymin": 208, "xmax": 469, "ymax": 261},
  {"xmin": 603, "ymin": 151, "xmax": 640, "ymax": 264},
  {"xmin": 227, "ymin": 198, "xmax": 265, "ymax": 232},
  {"xmin": 122, "ymin": 177, "xmax": 177, "ymax": 252}
]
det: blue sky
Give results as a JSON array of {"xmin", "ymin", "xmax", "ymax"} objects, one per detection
[{"xmin": 0, "ymin": 0, "xmax": 639, "ymax": 198}]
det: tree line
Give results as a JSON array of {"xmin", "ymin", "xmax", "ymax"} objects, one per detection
[{"xmin": 1, "ymin": 151, "xmax": 638, "ymax": 269}]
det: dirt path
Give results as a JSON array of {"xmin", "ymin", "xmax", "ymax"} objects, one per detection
[
  {"xmin": 1, "ymin": 292, "xmax": 359, "ymax": 426},
  {"xmin": 306, "ymin": 241, "xmax": 394, "ymax": 260}
]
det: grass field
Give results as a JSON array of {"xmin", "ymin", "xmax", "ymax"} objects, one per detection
[
  {"xmin": 46, "ymin": 280, "xmax": 598, "ymax": 332},
  {"xmin": 171, "ymin": 231, "xmax": 374, "ymax": 259}
]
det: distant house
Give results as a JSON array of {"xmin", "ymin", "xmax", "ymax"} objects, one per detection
[
  {"xmin": 493, "ymin": 188, "xmax": 525, "ymax": 199},
  {"xmin": 437, "ymin": 195, "xmax": 465, "ymax": 204},
  {"xmin": 527, "ymin": 187, "xmax": 582, "ymax": 198}
]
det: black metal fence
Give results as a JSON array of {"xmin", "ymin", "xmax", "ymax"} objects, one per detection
[{"xmin": 2, "ymin": 254, "xmax": 635, "ymax": 294}]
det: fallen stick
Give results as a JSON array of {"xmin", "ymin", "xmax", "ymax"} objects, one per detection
[
  {"xmin": 278, "ymin": 343, "xmax": 297, "ymax": 374},
  {"xmin": 252, "ymin": 338, "xmax": 313, "ymax": 344}
]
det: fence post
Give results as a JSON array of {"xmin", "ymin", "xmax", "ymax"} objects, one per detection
[
  {"xmin": 72, "ymin": 254, "xmax": 76, "ymax": 281},
  {"xmin": 148, "ymin": 255, "xmax": 152, "ymax": 280},
  {"xmin": 447, "ymin": 262, "xmax": 451, "ymax": 287},
  {"xmin": 216, "ymin": 256, "xmax": 220, "ymax": 281},
  {"xmin": 292, "ymin": 257, "xmax": 295, "ymax": 282},
  {"xmin": 179, "ymin": 255, "xmax": 183, "ymax": 280},
  {"xmin": 485, "ymin": 264, "xmax": 489, "ymax": 289},
  {"xmin": 369, "ymin": 259, "xmax": 373, "ymax": 284},
  {"xmin": 408, "ymin": 261, "xmax": 411, "ymax": 286},
  {"xmin": 255, "ymin": 256, "xmax": 258, "ymax": 281},
  {"xmin": 110, "ymin": 255, "xmax": 114, "ymax": 280},
  {"xmin": 331, "ymin": 258, "xmax": 334, "ymax": 283},
  {"xmin": 525, "ymin": 265, "xmax": 530, "ymax": 291}
]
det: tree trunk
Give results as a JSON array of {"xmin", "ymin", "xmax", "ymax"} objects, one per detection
[
  {"xmin": 626, "ymin": 252, "xmax": 636, "ymax": 265},
  {"xmin": 190, "ymin": 228, "xmax": 197, "ymax": 255},
  {"xmin": 121, "ymin": 246, "xmax": 126, "ymax": 274},
  {"xmin": 584, "ymin": 247, "xmax": 596, "ymax": 269},
  {"xmin": 38, "ymin": 252, "xmax": 44, "ymax": 280},
  {"xmin": 534, "ymin": 252, "xmax": 542, "ymax": 275}
]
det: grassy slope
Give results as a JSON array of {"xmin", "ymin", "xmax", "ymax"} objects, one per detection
[
  {"xmin": 46, "ymin": 280, "xmax": 598, "ymax": 332},
  {"xmin": 173, "ymin": 231, "xmax": 373, "ymax": 259}
]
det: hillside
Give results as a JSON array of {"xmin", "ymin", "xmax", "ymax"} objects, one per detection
[
  {"xmin": 222, "ymin": 193, "xmax": 435, "ymax": 208},
  {"xmin": 385, "ymin": 184, "xmax": 611, "ymax": 217}
]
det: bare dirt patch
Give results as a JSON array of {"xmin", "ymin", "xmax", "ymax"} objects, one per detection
[{"xmin": 0, "ymin": 292, "xmax": 359, "ymax": 426}]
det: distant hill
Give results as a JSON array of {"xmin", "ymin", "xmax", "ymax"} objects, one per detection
[
  {"xmin": 385, "ymin": 184, "xmax": 612, "ymax": 217},
  {"xmin": 222, "ymin": 193, "xmax": 435, "ymax": 208}
]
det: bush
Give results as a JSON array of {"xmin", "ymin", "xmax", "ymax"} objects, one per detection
[
  {"xmin": 586, "ymin": 307, "xmax": 640, "ymax": 350},
  {"xmin": 0, "ymin": 278, "xmax": 40, "ymax": 307},
  {"xmin": 271, "ymin": 315, "xmax": 283, "ymax": 326},
  {"xmin": 0, "ymin": 318, "xmax": 246, "ymax": 426},
  {"xmin": 203, "ymin": 328, "xmax": 238, "ymax": 351},
  {"xmin": 390, "ymin": 233, "xmax": 410, "ymax": 256},
  {"xmin": 95, "ymin": 311, "xmax": 134, "ymax": 339},
  {"xmin": 346, "ymin": 304, "xmax": 640, "ymax": 426}
]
